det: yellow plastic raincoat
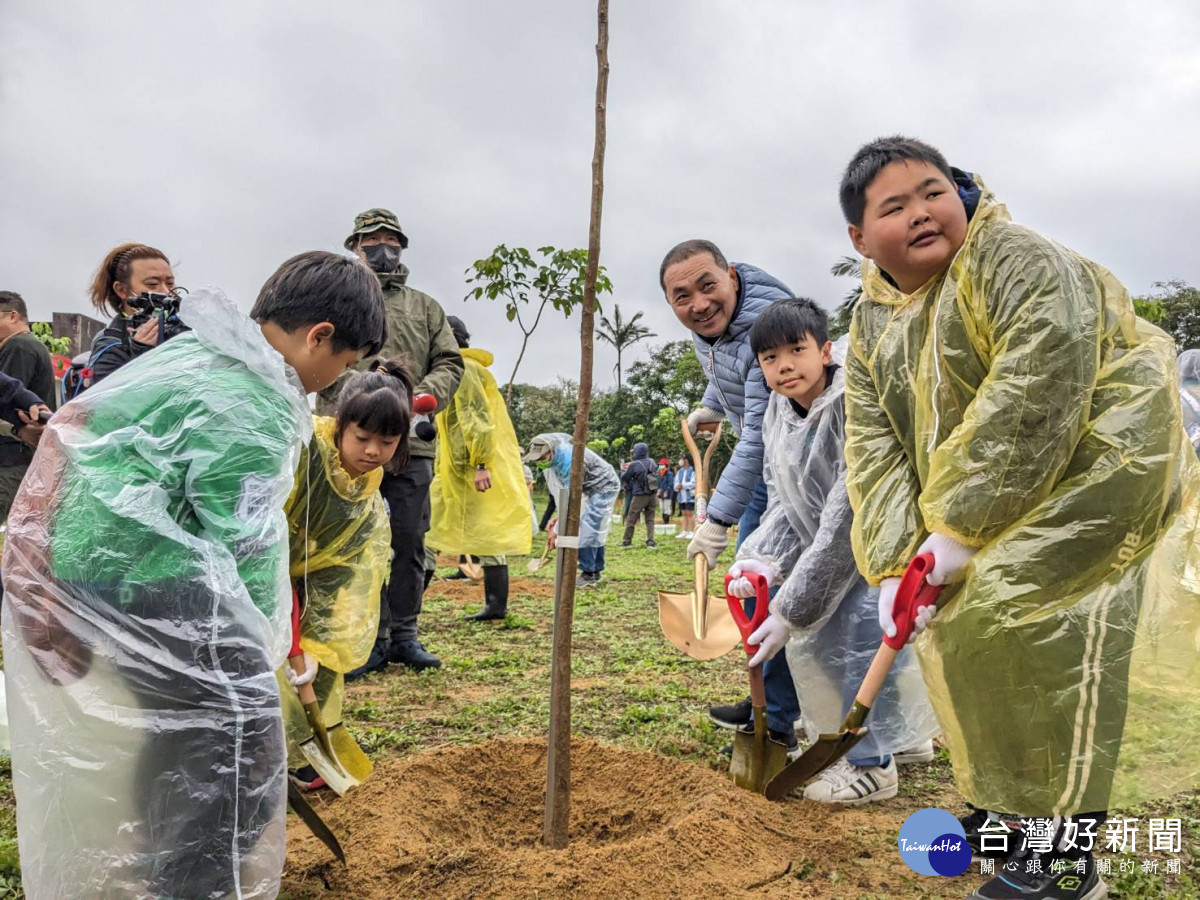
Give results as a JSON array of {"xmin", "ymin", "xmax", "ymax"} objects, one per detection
[
  {"xmin": 277, "ymin": 416, "xmax": 391, "ymax": 766},
  {"xmin": 845, "ymin": 177, "xmax": 1200, "ymax": 816},
  {"xmin": 427, "ymin": 347, "xmax": 532, "ymax": 557}
]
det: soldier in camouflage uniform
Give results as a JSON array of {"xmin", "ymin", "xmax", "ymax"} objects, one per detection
[{"xmin": 320, "ymin": 209, "xmax": 464, "ymax": 674}]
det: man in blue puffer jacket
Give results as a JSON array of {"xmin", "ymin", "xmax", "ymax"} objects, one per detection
[{"xmin": 660, "ymin": 238, "xmax": 802, "ymax": 752}]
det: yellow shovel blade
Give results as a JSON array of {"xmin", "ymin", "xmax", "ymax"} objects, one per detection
[{"xmin": 328, "ymin": 722, "xmax": 374, "ymax": 782}]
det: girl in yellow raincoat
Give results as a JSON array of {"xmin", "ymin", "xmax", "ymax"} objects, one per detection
[
  {"xmin": 427, "ymin": 317, "xmax": 531, "ymax": 620},
  {"xmin": 839, "ymin": 136, "xmax": 1200, "ymax": 900},
  {"xmin": 281, "ymin": 361, "xmax": 411, "ymax": 788}
]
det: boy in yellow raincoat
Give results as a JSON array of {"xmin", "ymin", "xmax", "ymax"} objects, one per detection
[
  {"xmin": 427, "ymin": 316, "xmax": 531, "ymax": 620},
  {"xmin": 839, "ymin": 136, "xmax": 1200, "ymax": 900},
  {"xmin": 281, "ymin": 361, "xmax": 411, "ymax": 789}
]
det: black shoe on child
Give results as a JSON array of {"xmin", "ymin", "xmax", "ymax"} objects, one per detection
[
  {"xmin": 578, "ymin": 571, "xmax": 601, "ymax": 588},
  {"xmin": 288, "ymin": 765, "xmax": 327, "ymax": 792},
  {"xmin": 646, "ymin": 540, "xmax": 657, "ymax": 548},
  {"xmin": 968, "ymin": 847, "xmax": 1106, "ymax": 900},
  {"xmin": 709, "ymin": 697, "xmax": 753, "ymax": 730},
  {"xmin": 961, "ymin": 804, "xmax": 1025, "ymax": 862},
  {"xmin": 387, "ymin": 639, "xmax": 442, "ymax": 671},
  {"xmin": 718, "ymin": 726, "xmax": 800, "ymax": 761},
  {"xmin": 345, "ymin": 637, "xmax": 389, "ymax": 682}
]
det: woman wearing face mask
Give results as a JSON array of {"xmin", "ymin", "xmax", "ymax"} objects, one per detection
[{"xmin": 85, "ymin": 242, "xmax": 180, "ymax": 388}]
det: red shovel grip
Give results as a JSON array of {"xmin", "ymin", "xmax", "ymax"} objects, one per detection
[
  {"xmin": 289, "ymin": 584, "xmax": 303, "ymax": 659},
  {"xmin": 884, "ymin": 553, "xmax": 944, "ymax": 650},
  {"xmin": 725, "ymin": 571, "xmax": 771, "ymax": 656}
]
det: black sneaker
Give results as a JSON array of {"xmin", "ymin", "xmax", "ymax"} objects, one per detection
[
  {"xmin": 969, "ymin": 848, "xmax": 1106, "ymax": 899},
  {"xmin": 646, "ymin": 540, "xmax": 657, "ymax": 548},
  {"xmin": 345, "ymin": 637, "xmax": 389, "ymax": 682},
  {"xmin": 620, "ymin": 540, "xmax": 632, "ymax": 547},
  {"xmin": 387, "ymin": 639, "xmax": 442, "ymax": 671},
  {"xmin": 578, "ymin": 572, "xmax": 601, "ymax": 588},
  {"xmin": 961, "ymin": 804, "xmax": 1025, "ymax": 862},
  {"xmin": 709, "ymin": 697, "xmax": 753, "ymax": 730}
]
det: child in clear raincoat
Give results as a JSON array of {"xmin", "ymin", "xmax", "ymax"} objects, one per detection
[
  {"xmin": 523, "ymin": 432, "xmax": 619, "ymax": 587},
  {"xmin": 727, "ymin": 299, "xmax": 938, "ymax": 806},
  {"xmin": 0, "ymin": 254, "xmax": 386, "ymax": 900},
  {"xmin": 281, "ymin": 361, "xmax": 412, "ymax": 789}
]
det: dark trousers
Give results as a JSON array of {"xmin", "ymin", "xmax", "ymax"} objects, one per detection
[
  {"xmin": 623, "ymin": 493, "xmax": 656, "ymax": 542},
  {"xmin": 94, "ymin": 582, "xmax": 283, "ymax": 898},
  {"xmin": 378, "ymin": 456, "xmax": 433, "ymax": 644}
]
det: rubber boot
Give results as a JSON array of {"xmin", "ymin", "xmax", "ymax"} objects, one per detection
[{"xmin": 467, "ymin": 565, "xmax": 509, "ymax": 621}]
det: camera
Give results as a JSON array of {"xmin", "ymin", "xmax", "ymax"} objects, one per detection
[{"xmin": 127, "ymin": 290, "xmax": 191, "ymax": 343}]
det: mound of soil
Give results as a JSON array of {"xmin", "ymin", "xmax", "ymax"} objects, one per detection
[{"xmin": 283, "ymin": 738, "xmax": 872, "ymax": 899}]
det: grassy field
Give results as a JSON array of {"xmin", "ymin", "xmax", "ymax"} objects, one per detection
[{"xmin": 1, "ymin": 509, "xmax": 1198, "ymax": 897}]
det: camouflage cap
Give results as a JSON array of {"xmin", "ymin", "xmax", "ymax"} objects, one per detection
[{"xmin": 344, "ymin": 208, "xmax": 410, "ymax": 250}]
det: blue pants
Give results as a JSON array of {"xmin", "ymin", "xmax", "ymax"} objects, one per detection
[{"xmin": 738, "ymin": 479, "xmax": 802, "ymax": 735}]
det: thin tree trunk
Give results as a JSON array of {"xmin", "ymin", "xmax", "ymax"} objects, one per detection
[
  {"xmin": 506, "ymin": 332, "xmax": 532, "ymax": 405},
  {"xmin": 544, "ymin": 0, "xmax": 608, "ymax": 850}
]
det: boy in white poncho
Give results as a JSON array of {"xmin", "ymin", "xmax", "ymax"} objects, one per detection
[{"xmin": 726, "ymin": 298, "xmax": 938, "ymax": 805}]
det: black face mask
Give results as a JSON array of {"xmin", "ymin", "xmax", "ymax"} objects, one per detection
[{"xmin": 363, "ymin": 242, "xmax": 401, "ymax": 274}]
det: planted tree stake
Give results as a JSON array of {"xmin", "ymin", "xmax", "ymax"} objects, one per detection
[{"xmin": 544, "ymin": 0, "xmax": 609, "ymax": 849}]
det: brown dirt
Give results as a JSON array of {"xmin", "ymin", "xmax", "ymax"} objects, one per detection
[
  {"xmin": 282, "ymin": 738, "xmax": 895, "ymax": 899},
  {"xmin": 427, "ymin": 576, "xmax": 555, "ymax": 604}
]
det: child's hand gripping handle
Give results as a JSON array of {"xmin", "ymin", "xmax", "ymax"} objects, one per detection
[
  {"xmin": 726, "ymin": 571, "xmax": 771, "ymax": 707},
  {"xmin": 843, "ymin": 554, "xmax": 943, "ymax": 733}
]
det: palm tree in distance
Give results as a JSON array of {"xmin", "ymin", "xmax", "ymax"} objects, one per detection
[
  {"xmin": 829, "ymin": 255, "xmax": 864, "ymax": 340},
  {"xmin": 596, "ymin": 303, "xmax": 656, "ymax": 392}
]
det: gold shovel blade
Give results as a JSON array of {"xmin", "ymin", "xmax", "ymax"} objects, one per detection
[{"xmin": 658, "ymin": 590, "xmax": 741, "ymax": 660}]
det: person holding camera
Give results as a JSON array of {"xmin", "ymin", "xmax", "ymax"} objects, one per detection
[
  {"xmin": 0, "ymin": 291, "xmax": 56, "ymax": 523},
  {"xmin": 85, "ymin": 242, "xmax": 183, "ymax": 387}
]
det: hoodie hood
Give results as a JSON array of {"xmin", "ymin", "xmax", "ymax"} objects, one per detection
[{"xmin": 632, "ymin": 442, "xmax": 649, "ymax": 460}]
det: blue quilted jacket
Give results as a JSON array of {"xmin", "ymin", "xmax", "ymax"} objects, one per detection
[{"xmin": 693, "ymin": 262, "xmax": 793, "ymax": 524}]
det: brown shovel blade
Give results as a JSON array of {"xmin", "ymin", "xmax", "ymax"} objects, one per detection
[
  {"xmin": 764, "ymin": 726, "xmax": 869, "ymax": 801},
  {"xmin": 729, "ymin": 704, "xmax": 789, "ymax": 794}
]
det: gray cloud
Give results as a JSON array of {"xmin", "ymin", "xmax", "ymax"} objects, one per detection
[{"xmin": 2, "ymin": 1, "xmax": 1197, "ymax": 387}]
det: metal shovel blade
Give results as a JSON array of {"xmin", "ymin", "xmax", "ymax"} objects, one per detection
[
  {"xmin": 764, "ymin": 726, "xmax": 869, "ymax": 801},
  {"xmin": 658, "ymin": 588, "xmax": 741, "ymax": 660},
  {"xmin": 527, "ymin": 544, "xmax": 552, "ymax": 572},
  {"xmin": 327, "ymin": 721, "xmax": 374, "ymax": 782},
  {"xmin": 298, "ymin": 700, "xmax": 359, "ymax": 797},
  {"xmin": 287, "ymin": 780, "xmax": 346, "ymax": 865},
  {"xmin": 729, "ymin": 702, "xmax": 789, "ymax": 794}
]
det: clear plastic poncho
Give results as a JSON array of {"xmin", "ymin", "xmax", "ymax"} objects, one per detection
[
  {"xmin": 737, "ymin": 339, "xmax": 938, "ymax": 757},
  {"xmin": 427, "ymin": 348, "xmax": 532, "ymax": 557},
  {"xmin": 1179, "ymin": 349, "xmax": 1200, "ymax": 456},
  {"xmin": 845, "ymin": 177, "xmax": 1200, "ymax": 816},
  {"xmin": 535, "ymin": 432, "xmax": 619, "ymax": 548},
  {"xmin": 1, "ymin": 289, "xmax": 311, "ymax": 899},
  {"xmin": 277, "ymin": 416, "xmax": 390, "ymax": 766}
]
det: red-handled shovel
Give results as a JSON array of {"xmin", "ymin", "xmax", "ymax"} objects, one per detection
[
  {"xmin": 764, "ymin": 553, "xmax": 943, "ymax": 801},
  {"xmin": 726, "ymin": 571, "xmax": 791, "ymax": 793}
]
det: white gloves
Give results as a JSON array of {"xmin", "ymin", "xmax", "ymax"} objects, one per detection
[
  {"xmin": 687, "ymin": 519, "xmax": 730, "ymax": 567},
  {"xmin": 877, "ymin": 577, "xmax": 903, "ymax": 641},
  {"xmin": 747, "ymin": 614, "xmax": 791, "ymax": 668},
  {"xmin": 726, "ymin": 558, "xmax": 780, "ymax": 598},
  {"xmin": 918, "ymin": 532, "xmax": 977, "ymax": 585},
  {"xmin": 687, "ymin": 406, "xmax": 725, "ymax": 438},
  {"xmin": 287, "ymin": 652, "xmax": 318, "ymax": 689}
]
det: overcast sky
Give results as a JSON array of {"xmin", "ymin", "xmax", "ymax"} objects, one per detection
[{"xmin": 2, "ymin": 1, "xmax": 1198, "ymax": 387}]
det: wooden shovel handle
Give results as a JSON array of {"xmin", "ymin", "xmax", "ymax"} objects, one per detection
[{"xmin": 289, "ymin": 654, "xmax": 318, "ymax": 705}]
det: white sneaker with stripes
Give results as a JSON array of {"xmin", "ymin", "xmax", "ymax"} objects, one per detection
[{"xmin": 802, "ymin": 757, "xmax": 898, "ymax": 806}]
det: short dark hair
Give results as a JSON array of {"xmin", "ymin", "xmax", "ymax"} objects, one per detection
[
  {"xmin": 250, "ymin": 251, "xmax": 387, "ymax": 356},
  {"xmin": 0, "ymin": 291, "xmax": 28, "ymax": 321},
  {"xmin": 839, "ymin": 136, "xmax": 954, "ymax": 227},
  {"xmin": 749, "ymin": 297, "xmax": 829, "ymax": 356},
  {"xmin": 446, "ymin": 315, "xmax": 470, "ymax": 348},
  {"xmin": 335, "ymin": 357, "xmax": 413, "ymax": 472},
  {"xmin": 659, "ymin": 239, "xmax": 729, "ymax": 291}
]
